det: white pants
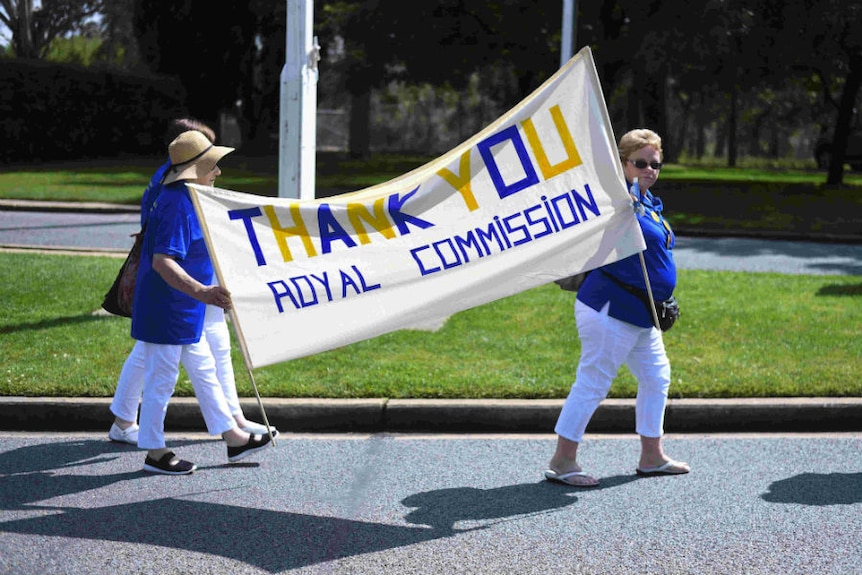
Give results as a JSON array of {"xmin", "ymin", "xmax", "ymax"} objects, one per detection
[
  {"xmin": 110, "ymin": 306, "xmax": 241, "ymax": 438},
  {"xmin": 554, "ymin": 300, "xmax": 671, "ymax": 443},
  {"xmin": 201, "ymin": 305, "xmax": 241, "ymax": 412}
]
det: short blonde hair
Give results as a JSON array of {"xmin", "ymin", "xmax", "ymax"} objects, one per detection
[{"xmin": 618, "ymin": 129, "xmax": 662, "ymax": 163}]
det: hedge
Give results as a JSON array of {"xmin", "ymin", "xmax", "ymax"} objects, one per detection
[{"xmin": 0, "ymin": 58, "xmax": 188, "ymax": 164}]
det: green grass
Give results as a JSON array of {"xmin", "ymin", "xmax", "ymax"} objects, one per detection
[
  {"xmin": 657, "ymin": 181, "xmax": 862, "ymax": 238},
  {"xmin": 3, "ymin": 152, "xmax": 861, "ymax": 199},
  {"xmin": 0, "ymin": 153, "xmax": 439, "ymax": 204},
  {"xmin": 661, "ymin": 159, "xmax": 862, "ymax": 185},
  {"xmin": 3, "ymin": 252, "xmax": 861, "ymax": 399},
  {"xmin": 2, "ymin": 155, "xmax": 861, "ymax": 399}
]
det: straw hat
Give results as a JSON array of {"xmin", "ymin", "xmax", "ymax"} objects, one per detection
[{"xmin": 163, "ymin": 130, "xmax": 234, "ymax": 185}]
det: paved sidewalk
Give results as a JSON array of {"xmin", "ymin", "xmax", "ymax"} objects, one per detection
[
  {"xmin": 4, "ymin": 197, "xmax": 862, "ymax": 243},
  {"xmin": 0, "ymin": 198, "xmax": 140, "ymax": 213}
]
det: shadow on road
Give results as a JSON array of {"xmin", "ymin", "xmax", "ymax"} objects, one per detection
[
  {"xmin": 761, "ymin": 472, "xmax": 862, "ymax": 506},
  {"xmin": 0, "ymin": 439, "xmax": 643, "ymax": 572},
  {"xmin": 0, "ymin": 438, "xmax": 204, "ymax": 508},
  {"xmin": 0, "ymin": 497, "xmax": 445, "ymax": 572},
  {"xmin": 401, "ymin": 474, "xmax": 639, "ymax": 532}
]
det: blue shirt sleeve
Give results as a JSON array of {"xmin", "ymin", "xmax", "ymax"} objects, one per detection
[{"xmin": 151, "ymin": 196, "xmax": 192, "ymax": 261}]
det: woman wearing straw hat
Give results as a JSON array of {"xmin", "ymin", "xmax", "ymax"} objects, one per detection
[
  {"xmin": 108, "ymin": 118, "xmax": 277, "ymax": 446},
  {"xmin": 131, "ymin": 130, "xmax": 272, "ymax": 475}
]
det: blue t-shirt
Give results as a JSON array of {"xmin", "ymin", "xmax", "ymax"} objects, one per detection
[
  {"xmin": 130, "ymin": 182, "xmax": 213, "ymax": 344},
  {"xmin": 577, "ymin": 189, "xmax": 676, "ymax": 328},
  {"xmin": 140, "ymin": 159, "xmax": 171, "ymax": 228}
]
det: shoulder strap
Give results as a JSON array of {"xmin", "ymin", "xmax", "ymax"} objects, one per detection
[{"xmin": 600, "ymin": 270, "xmax": 651, "ymax": 308}]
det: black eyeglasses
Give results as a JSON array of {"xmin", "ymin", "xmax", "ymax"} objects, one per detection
[{"xmin": 628, "ymin": 159, "xmax": 662, "ymax": 170}]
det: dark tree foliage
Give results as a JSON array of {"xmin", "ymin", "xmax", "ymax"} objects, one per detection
[
  {"xmin": 132, "ymin": 0, "xmax": 256, "ymax": 128},
  {"xmin": 243, "ymin": 0, "xmax": 286, "ymax": 151},
  {"xmin": 791, "ymin": 0, "xmax": 862, "ymax": 185},
  {"xmin": 318, "ymin": 0, "xmax": 562, "ymax": 158},
  {"xmin": 107, "ymin": 0, "xmax": 862, "ymax": 181},
  {"xmin": 94, "ymin": 0, "xmax": 139, "ymax": 68}
]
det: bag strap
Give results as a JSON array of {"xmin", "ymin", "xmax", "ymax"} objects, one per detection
[{"xmin": 600, "ymin": 269, "xmax": 652, "ymax": 309}]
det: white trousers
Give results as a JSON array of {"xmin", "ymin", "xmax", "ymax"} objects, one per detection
[
  {"xmin": 554, "ymin": 300, "xmax": 671, "ymax": 443},
  {"xmin": 201, "ymin": 305, "xmax": 240, "ymax": 411},
  {"xmin": 110, "ymin": 307, "xmax": 241, "ymax": 442}
]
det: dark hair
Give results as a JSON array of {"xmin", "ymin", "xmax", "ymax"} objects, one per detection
[{"xmin": 164, "ymin": 118, "xmax": 216, "ymax": 146}]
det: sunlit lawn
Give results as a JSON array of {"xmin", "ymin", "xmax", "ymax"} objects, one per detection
[{"xmin": 3, "ymin": 252, "xmax": 860, "ymax": 399}]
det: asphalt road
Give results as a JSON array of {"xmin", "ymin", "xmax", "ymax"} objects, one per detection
[
  {"xmin": 1, "ymin": 431, "xmax": 861, "ymax": 575},
  {"xmin": 2, "ymin": 208, "xmax": 862, "ymax": 276}
]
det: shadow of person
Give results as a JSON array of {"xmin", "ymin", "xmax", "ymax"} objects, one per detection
[
  {"xmin": 761, "ymin": 472, "xmax": 862, "ymax": 505},
  {"xmin": 0, "ymin": 438, "xmax": 206, "ymax": 510},
  {"xmin": 0, "ymin": 475, "xmax": 641, "ymax": 571},
  {"xmin": 0, "ymin": 497, "xmax": 442, "ymax": 572},
  {"xmin": 0, "ymin": 439, "xmax": 125, "ymax": 475},
  {"xmin": 0, "ymin": 438, "xmax": 205, "ymax": 476},
  {"xmin": 401, "ymin": 475, "xmax": 638, "ymax": 533},
  {"xmin": 0, "ymin": 470, "xmax": 142, "ymax": 510}
]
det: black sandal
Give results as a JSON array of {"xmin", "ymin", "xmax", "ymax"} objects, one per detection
[
  {"xmin": 143, "ymin": 451, "xmax": 197, "ymax": 475},
  {"xmin": 227, "ymin": 434, "xmax": 272, "ymax": 462}
]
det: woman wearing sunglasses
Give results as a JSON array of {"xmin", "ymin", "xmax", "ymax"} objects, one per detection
[{"xmin": 544, "ymin": 128, "xmax": 688, "ymax": 487}]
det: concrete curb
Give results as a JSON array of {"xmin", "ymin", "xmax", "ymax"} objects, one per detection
[{"xmin": 1, "ymin": 397, "xmax": 861, "ymax": 434}]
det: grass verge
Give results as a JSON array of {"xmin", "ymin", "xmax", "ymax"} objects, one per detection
[{"xmin": 3, "ymin": 251, "xmax": 861, "ymax": 399}]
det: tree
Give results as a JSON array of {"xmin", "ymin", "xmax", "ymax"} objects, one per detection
[
  {"xmin": 318, "ymin": 0, "xmax": 562, "ymax": 158},
  {"xmin": 317, "ymin": 1, "xmax": 379, "ymax": 158},
  {"xmin": 0, "ymin": 0, "xmax": 103, "ymax": 59},
  {"xmin": 577, "ymin": 1, "xmax": 675, "ymax": 155},
  {"xmin": 703, "ymin": 0, "xmax": 759, "ymax": 168},
  {"xmin": 94, "ymin": 0, "xmax": 140, "ymax": 69},
  {"xmin": 810, "ymin": 0, "xmax": 862, "ymax": 185},
  {"xmin": 242, "ymin": 0, "xmax": 287, "ymax": 151},
  {"xmin": 580, "ymin": 0, "xmax": 836, "ymax": 168},
  {"xmin": 132, "ymin": 0, "xmax": 256, "ymax": 127},
  {"xmin": 742, "ymin": 0, "xmax": 862, "ymax": 184}
]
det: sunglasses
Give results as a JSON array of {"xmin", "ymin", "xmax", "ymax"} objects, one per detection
[{"xmin": 628, "ymin": 159, "xmax": 662, "ymax": 170}]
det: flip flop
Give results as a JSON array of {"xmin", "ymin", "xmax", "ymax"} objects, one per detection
[
  {"xmin": 544, "ymin": 469, "xmax": 599, "ymax": 487},
  {"xmin": 636, "ymin": 460, "xmax": 690, "ymax": 477}
]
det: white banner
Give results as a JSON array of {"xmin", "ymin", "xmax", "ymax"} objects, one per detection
[{"xmin": 190, "ymin": 47, "xmax": 644, "ymax": 368}]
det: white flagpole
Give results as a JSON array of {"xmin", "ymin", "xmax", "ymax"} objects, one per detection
[
  {"xmin": 560, "ymin": 0, "xmax": 577, "ymax": 67},
  {"xmin": 279, "ymin": 0, "xmax": 319, "ymax": 200},
  {"xmin": 630, "ymin": 177, "xmax": 662, "ymax": 330},
  {"xmin": 638, "ymin": 251, "xmax": 663, "ymax": 330}
]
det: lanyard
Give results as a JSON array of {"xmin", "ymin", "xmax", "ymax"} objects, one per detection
[{"xmin": 643, "ymin": 192, "xmax": 674, "ymax": 249}]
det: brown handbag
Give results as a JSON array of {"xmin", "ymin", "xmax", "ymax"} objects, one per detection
[{"xmin": 101, "ymin": 230, "xmax": 144, "ymax": 317}]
